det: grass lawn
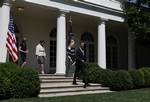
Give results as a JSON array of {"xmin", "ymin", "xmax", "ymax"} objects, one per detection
[{"xmin": 1, "ymin": 88, "xmax": 150, "ymax": 102}]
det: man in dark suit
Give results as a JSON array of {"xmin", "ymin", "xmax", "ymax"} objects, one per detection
[{"xmin": 73, "ymin": 40, "xmax": 88, "ymax": 88}]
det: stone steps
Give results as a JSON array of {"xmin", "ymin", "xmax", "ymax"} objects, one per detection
[
  {"xmin": 40, "ymin": 75, "xmax": 81, "ymax": 83},
  {"xmin": 39, "ymin": 74, "xmax": 112, "ymax": 97},
  {"xmin": 40, "ymin": 77, "xmax": 73, "ymax": 80},
  {"xmin": 40, "ymin": 86, "xmax": 110, "ymax": 94},
  {"xmin": 41, "ymin": 83, "xmax": 101, "ymax": 89},
  {"xmin": 39, "ymin": 75, "xmax": 68, "ymax": 78},
  {"xmin": 39, "ymin": 90, "xmax": 112, "ymax": 97},
  {"xmin": 41, "ymin": 79, "xmax": 82, "ymax": 83},
  {"xmin": 39, "ymin": 74, "xmax": 65, "ymax": 76}
]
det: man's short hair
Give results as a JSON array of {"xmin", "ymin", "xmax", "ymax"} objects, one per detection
[
  {"xmin": 39, "ymin": 40, "xmax": 45, "ymax": 44},
  {"xmin": 80, "ymin": 40, "xmax": 85, "ymax": 44}
]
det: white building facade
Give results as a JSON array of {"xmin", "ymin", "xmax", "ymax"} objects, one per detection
[{"xmin": 1, "ymin": 0, "xmax": 136, "ymax": 74}]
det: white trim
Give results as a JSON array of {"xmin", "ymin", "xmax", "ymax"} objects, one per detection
[
  {"xmin": 0, "ymin": 4, "xmax": 10, "ymax": 63},
  {"xmin": 74, "ymin": 0, "xmax": 123, "ymax": 13},
  {"xmin": 25, "ymin": 0, "xmax": 124, "ymax": 22}
]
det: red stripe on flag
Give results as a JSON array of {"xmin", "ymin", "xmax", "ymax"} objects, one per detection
[
  {"xmin": 6, "ymin": 38, "xmax": 18, "ymax": 57},
  {"xmin": 6, "ymin": 44, "xmax": 18, "ymax": 62},
  {"xmin": 6, "ymin": 40, "xmax": 18, "ymax": 61},
  {"xmin": 6, "ymin": 35, "xmax": 18, "ymax": 54},
  {"xmin": 6, "ymin": 43, "xmax": 18, "ymax": 62},
  {"xmin": 7, "ymin": 32, "xmax": 16, "ymax": 43},
  {"xmin": 6, "ymin": 32, "xmax": 18, "ymax": 62}
]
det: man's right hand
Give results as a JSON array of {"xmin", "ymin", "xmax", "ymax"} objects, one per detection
[{"xmin": 81, "ymin": 60, "xmax": 85, "ymax": 63}]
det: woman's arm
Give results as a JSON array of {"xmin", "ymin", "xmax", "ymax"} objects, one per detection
[{"xmin": 19, "ymin": 46, "xmax": 28, "ymax": 53}]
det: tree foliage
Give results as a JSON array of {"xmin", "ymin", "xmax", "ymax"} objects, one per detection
[
  {"xmin": 0, "ymin": 0, "xmax": 4, "ymax": 7},
  {"xmin": 124, "ymin": 0, "xmax": 150, "ymax": 44}
]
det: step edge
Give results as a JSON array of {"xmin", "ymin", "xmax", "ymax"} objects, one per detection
[
  {"xmin": 40, "ymin": 88, "xmax": 110, "ymax": 94},
  {"xmin": 38, "ymin": 90, "xmax": 113, "ymax": 98},
  {"xmin": 40, "ymin": 85, "xmax": 102, "ymax": 89}
]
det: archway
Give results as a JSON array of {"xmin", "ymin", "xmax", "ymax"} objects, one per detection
[
  {"xmin": 106, "ymin": 36, "xmax": 118, "ymax": 70},
  {"xmin": 81, "ymin": 32, "xmax": 95, "ymax": 62},
  {"xmin": 49, "ymin": 28, "xmax": 57, "ymax": 73}
]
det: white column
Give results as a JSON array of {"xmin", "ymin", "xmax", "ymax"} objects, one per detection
[
  {"xmin": 128, "ymin": 32, "xmax": 135, "ymax": 69},
  {"xmin": 56, "ymin": 10, "xmax": 67, "ymax": 75},
  {"xmin": 0, "ymin": 1, "xmax": 10, "ymax": 63},
  {"xmin": 98, "ymin": 19, "xmax": 107, "ymax": 69}
]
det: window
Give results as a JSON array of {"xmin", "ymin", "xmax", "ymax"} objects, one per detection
[
  {"xmin": 49, "ymin": 28, "xmax": 57, "ymax": 71},
  {"xmin": 81, "ymin": 32, "xmax": 95, "ymax": 62},
  {"xmin": 106, "ymin": 36, "xmax": 118, "ymax": 70}
]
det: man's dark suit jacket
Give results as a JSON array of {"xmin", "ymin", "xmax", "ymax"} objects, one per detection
[{"xmin": 75, "ymin": 47, "xmax": 86, "ymax": 66}]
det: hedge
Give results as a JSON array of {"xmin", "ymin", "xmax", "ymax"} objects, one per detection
[
  {"xmin": 140, "ymin": 67, "xmax": 150, "ymax": 87},
  {"xmin": 88, "ymin": 63, "xmax": 104, "ymax": 83},
  {"xmin": 0, "ymin": 63, "xmax": 18, "ymax": 99},
  {"xmin": 88, "ymin": 64, "xmax": 134, "ymax": 90},
  {"xmin": 128, "ymin": 69, "xmax": 145, "ymax": 88},
  {"xmin": 87, "ymin": 64, "xmax": 113, "ymax": 88},
  {"xmin": 87, "ymin": 63, "xmax": 150, "ymax": 91},
  {"xmin": 99, "ymin": 69, "xmax": 113, "ymax": 87},
  {"xmin": 0, "ymin": 63, "xmax": 40, "ymax": 100},
  {"xmin": 109, "ymin": 70, "xmax": 134, "ymax": 90}
]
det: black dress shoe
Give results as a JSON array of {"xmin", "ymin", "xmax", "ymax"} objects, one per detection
[
  {"xmin": 72, "ymin": 82, "xmax": 78, "ymax": 85},
  {"xmin": 87, "ymin": 83, "xmax": 90, "ymax": 86},
  {"xmin": 83, "ymin": 84, "xmax": 87, "ymax": 88}
]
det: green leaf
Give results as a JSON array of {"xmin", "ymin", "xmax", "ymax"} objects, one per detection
[
  {"xmin": 124, "ymin": 1, "xmax": 150, "ymax": 45},
  {"xmin": 0, "ymin": 0, "xmax": 4, "ymax": 7}
]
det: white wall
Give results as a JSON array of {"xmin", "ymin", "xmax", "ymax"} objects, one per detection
[{"xmin": 14, "ymin": 13, "xmax": 56, "ymax": 72}]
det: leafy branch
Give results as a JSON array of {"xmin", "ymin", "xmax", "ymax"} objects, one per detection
[
  {"xmin": 124, "ymin": 0, "xmax": 150, "ymax": 44},
  {"xmin": 0, "ymin": 0, "xmax": 4, "ymax": 7}
]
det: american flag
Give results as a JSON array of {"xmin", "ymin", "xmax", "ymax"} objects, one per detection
[{"xmin": 6, "ymin": 15, "xmax": 18, "ymax": 62}]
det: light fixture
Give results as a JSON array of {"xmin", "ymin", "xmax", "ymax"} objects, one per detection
[
  {"xmin": 25, "ymin": 0, "xmax": 30, "ymax": 2},
  {"xmin": 17, "ymin": 7, "xmax": 24, "ymax": 11}
]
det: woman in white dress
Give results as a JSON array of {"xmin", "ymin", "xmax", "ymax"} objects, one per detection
[{"xmin": 35, "ymin": 40, "xmax": 46, "ymax": 74}]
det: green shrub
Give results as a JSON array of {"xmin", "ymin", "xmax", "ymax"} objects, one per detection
[
  {"xmin": 100, "ymin": 69, "xmax": 113, "ymax": 87},
  {"xmin": 110, "ymin": 70, "xmax": 134, "ymax": 91},
  {"xmin": 142, "ymin": 67, "xmax": 150, "ymax": 72},
  {"xmin": 87, "ymin": 63, "xmax": 104, "ymax": 83},
  {"xmin": 0, "ymin": 63, "xmax": 18, "ymax": 99},
  {"xmin": 128, "ymin": 70, "xmax": 145, "ymax": 88},
  {"xmin": 10, "ymin": 68, "xmax": 40, "ymax": 98},
  {"xmin": 87, "ymin": 63, "xmax": 113, "ymax": 87},
  {"xmin": 84, "ymin": 63, "xmax": 150, "ymax": 91},
  {"xmin": 0, "ymin": 63, "xmax": 40, "ymax": 99},
  {"xmin": 140, "ymin": 67, "xmax": 150, "ymax": 87}
]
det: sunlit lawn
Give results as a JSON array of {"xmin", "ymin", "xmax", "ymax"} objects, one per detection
[{"xmin": 1, "ymin": 88, "xmax": 150, "ymax": 102}]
